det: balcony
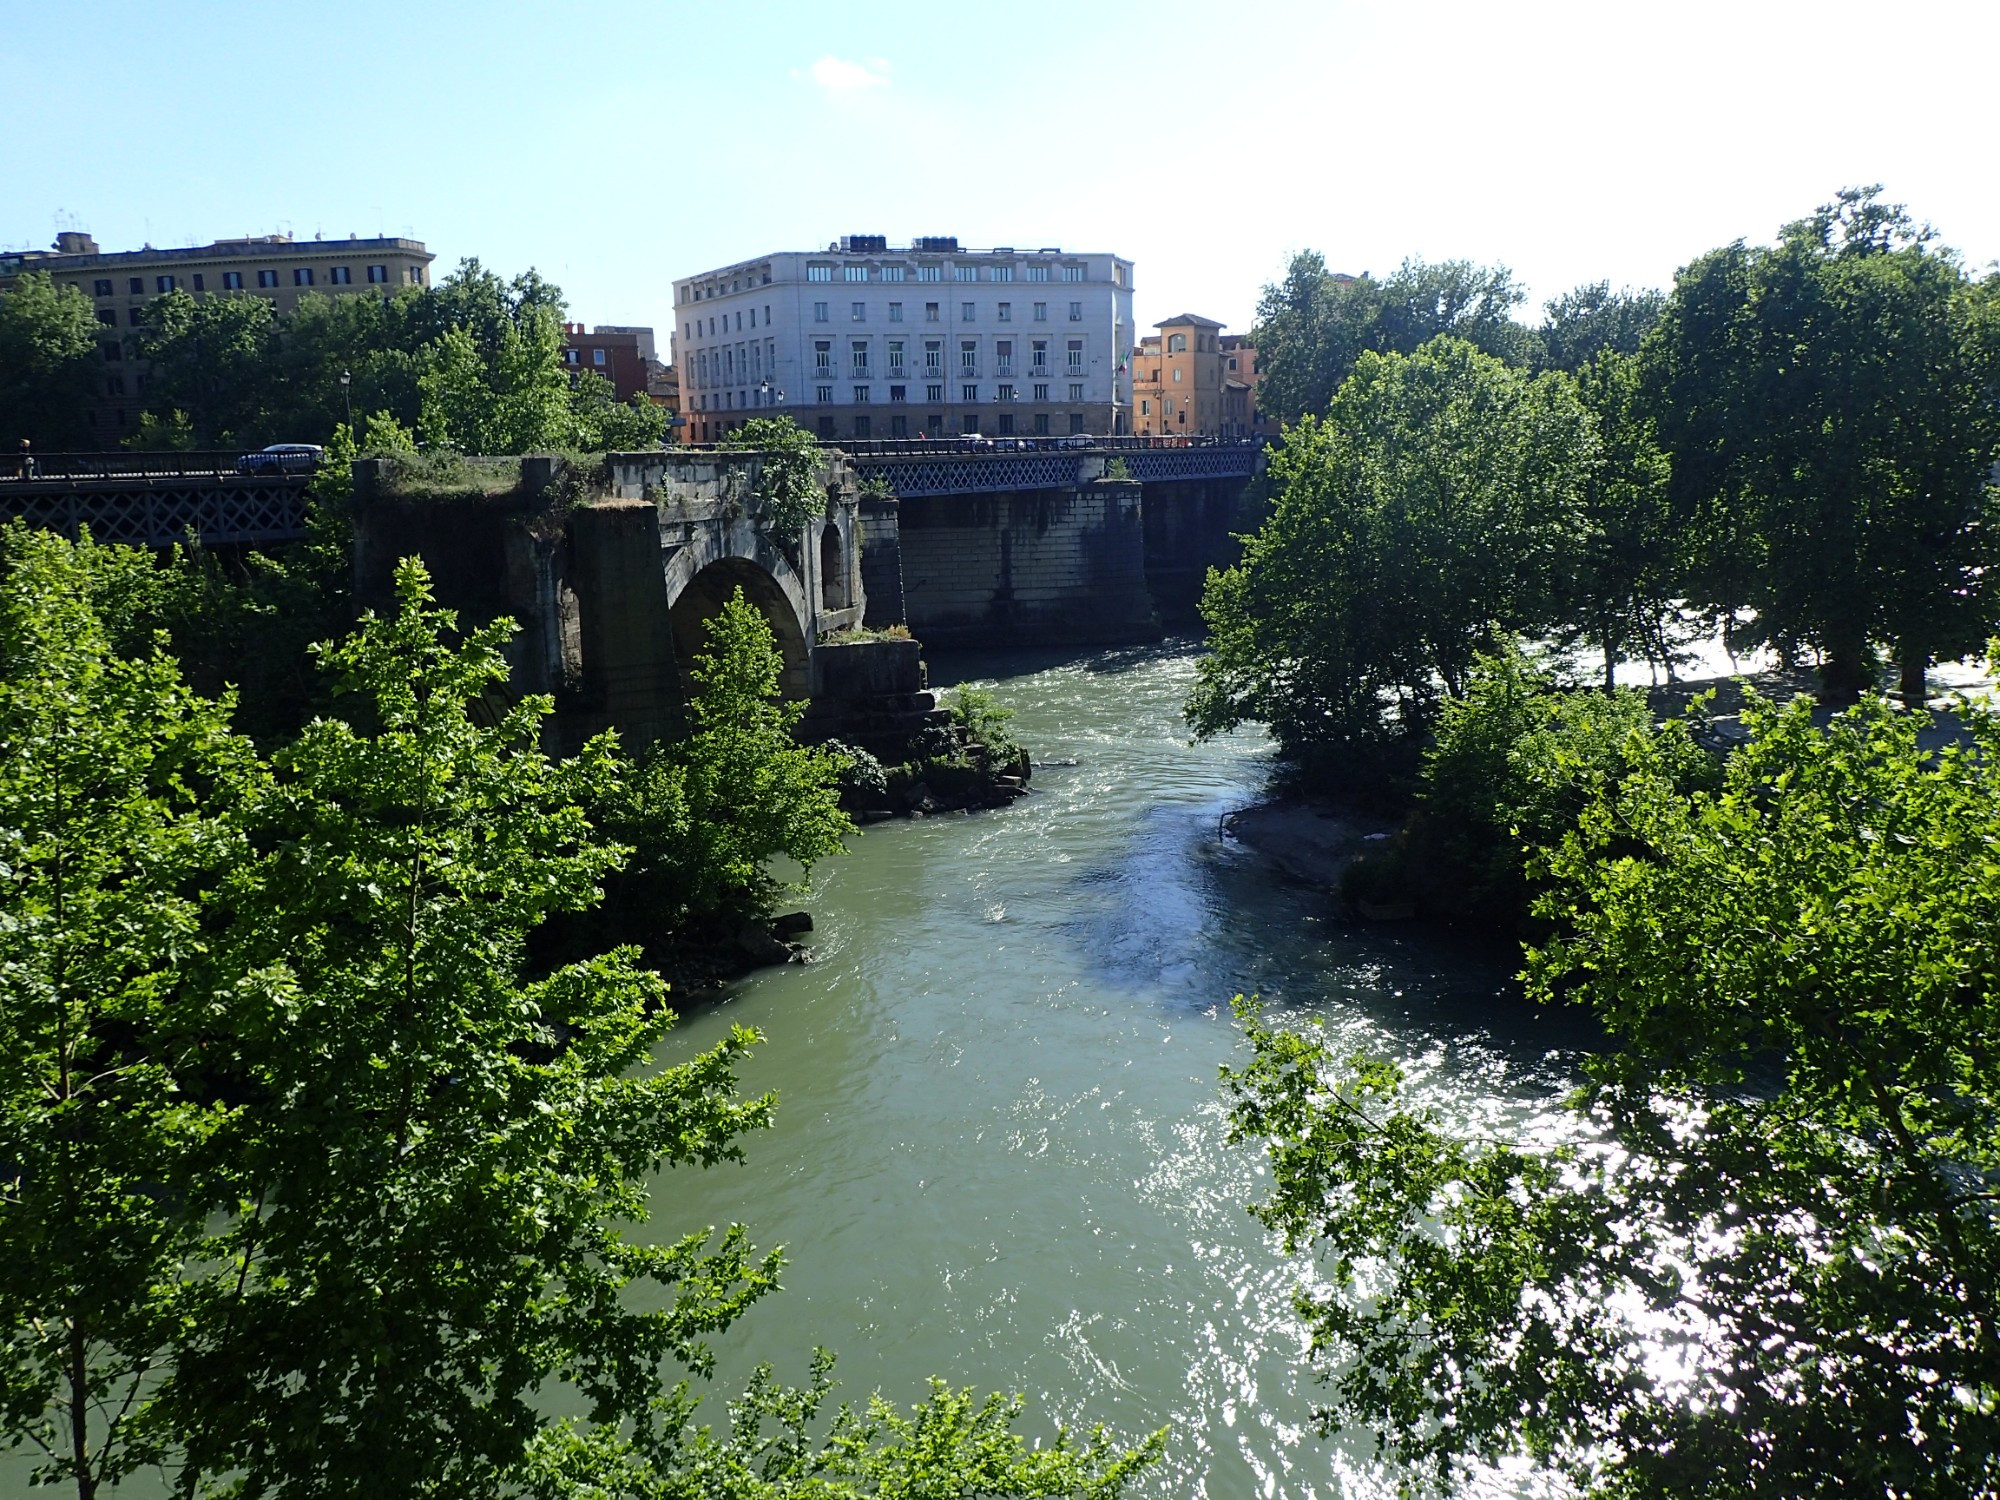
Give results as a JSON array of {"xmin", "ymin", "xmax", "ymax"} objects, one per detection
[
  {"xmin": 959, "ymin": 365, "xmax": 981, "ymax": 379},
  {"xmin": 995, "ymin": 362, "xmax": 1014, "ymax": 377},
  {"xmin": 887, "ymin": 365, "xmax": 907, "ymax": 379}
]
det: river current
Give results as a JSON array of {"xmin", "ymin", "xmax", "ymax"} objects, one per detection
[{"xmin": 655, "ymin": 642, "xmax": 1594, "ymax": 1498}]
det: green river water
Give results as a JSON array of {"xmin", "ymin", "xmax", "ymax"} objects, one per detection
[{"xmin": 653, "ymin": 642, "xmax": 1594, "ymax": 1499}]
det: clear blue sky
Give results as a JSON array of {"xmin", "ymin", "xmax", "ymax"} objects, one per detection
[{"xmin": 8, "ymin": 0, "xmax": 1997, "ymax": 346}]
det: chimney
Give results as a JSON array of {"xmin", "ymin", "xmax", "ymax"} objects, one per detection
[{"xmin": 54, "ymin": 231, "xmax": 99, "ymax": 255}]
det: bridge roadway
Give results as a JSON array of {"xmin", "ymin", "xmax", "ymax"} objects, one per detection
[{"xmin": 0, "ymin": 438, "xmax": 1261, "ymax": 548}]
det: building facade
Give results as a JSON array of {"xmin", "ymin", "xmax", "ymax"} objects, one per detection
[
  {"xmin": 561, "ymin": 323, "xmax": 658, "ymax": 403},
  {"xmin": 672, "ymin": 236, "xmax": 1135, "ymax": 443},
  {"xmin": 1131, "ymin": 314, "xmax": 1268, "ymax": 439},
  {"xmin": 0, "ymin": 230, "xmax": 433, "ymax": 440}
]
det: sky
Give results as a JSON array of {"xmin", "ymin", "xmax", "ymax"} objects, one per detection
[{"xmin": 7, "ymin": 0, "xmax": 1998, "ymax": 348}]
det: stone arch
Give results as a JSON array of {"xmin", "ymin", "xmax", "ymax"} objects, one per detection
[
  {"xmin": 819, "ymin": 520, "xmax": 849, "ymax": 612},
  {"xmin": 664, "ymin": 533, "xmax": 814, "ymax": 702}
]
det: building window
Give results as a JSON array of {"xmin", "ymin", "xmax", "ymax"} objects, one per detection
[
  {"xmin": 882, "ymin": 265, "xmax": 906, "ymax": 282},
  {"xmin": 293, "ymin": 268, "xmax": 314, "ymax": 286},
  {"xmin": 105, "ymin": 374, "xmax": 126, "ymax": 396},
  {"xmin": 924, "ymin": 340, "xmax": 942, "ymax": 372},
  {"xmin": 1168, "ymin": 333, "xmax": 1187, "ymax": 353},
  {"xmin": 916, "ymin": 265, "xmax": 942, "ymax": 281},
  {"xmin": 816, "ymin": 385, "xmax": 834, "ymax": 404},
  {"xmin": 887, "ymin": 339, "xmax": 905, "ymax": 372},
  {"xmin": 854, "ymin": 415, "xmax": 871, "ymax": 437},
  {"xmin": 996, "ymin": 340, "xmax": 1012, "ymax": 374},
  {"xmin": 1070, "ymin": 413, "xmax": 1086, "ymax": 434},
  {"xmin": 1070, "ymin": 382, "xmax": 1085, "ymax": 401},
  {"xmin": 1034, "ymin": 412, "xmax": 1050, "ymax": 434},
  {"xmin": 1172, "ymin": 367, "xmax": 1183, "ymax": 382},
  {"xmin": 1067, "ymin": 340, "xmax": 1084, "ymax": 370},
  {"xmin": 1140, "ymin": 399, "xmax": 1150, "ymax": 415},
  {"xmin": 128, "ymin": 277, "xmax": 143, "ymax": 294},
  {"xmin": 1026, "ymin": 265, "xmax": 1049, "ymax": 282},
  {"xmin": 926, "ymin": 414, "xmax": 944, "ymax": 433},
  {"xmin": 1069, "ymin": 301, "xmax": 1083, "ymax": 321},
  {"xmin": 851, "ymin": 341, "xmax": 869, "ymax": 373},
  {"xmin": 891, "ymin": 414, "xmax": 908, "ymax": 437},
  {"xmin": 127, "ymin": 307, "xmax": 144, "ymax": 326},
  {"xmin": 962, "ymin": 384, "xmax": 978, "ymax": 402},
  {"xmin": 328, "ymin": 266, "xmax": 351, "ymax": 285},
  {"xmin": 1033, "ymin": 382, "xmax": 1049, "ymax": 402},
  {"xmin": 997, "ymin": 413, "xmax": 1015, "ymax": 434},
  {"xmin": 156, "ymin": 275, "xmax": 175, "ymax": 292},
  {"xmin": 95, "ymin": 309, "xmax": 116, "ymax": 327},
  {"xmin": 960, "ymin": 341, "xmax": 977, "ymax": 373},
  {"xmin": 819, "ymin": 417, "xmax": 837, "ymax": 437},
  {"xmin": 222, "ymin": 271, "xmax": 243, "ymax": 290},
  {"xmin": 962, "ymin": 414, "xmax": 980, "ymax": 434},
  {"xmin": 93, "ymin": 279, "xmax": 113, "ymax": 296},
  {"xmin": 808, "ymin": 263, "xmax": 833, "ymax": 281},
  {"xmin": 960, "ymin": 301, "xmax": 975, "ymax": 321},
  {"xmin": 997, "ymin": 384, "xmax": 1015, "ymax": 402},
  {"xmin": 190, "ymin": 273, "xmax": 205, "ymax": 291},
  {"xmin": 409, "ymin": 266, "xmax": 425, "ymax": 285},
  {"xmin": 367, "ymin": 264, "xmax": 388, "ymax": 283},
  {"xmin": 889, "ymin": 384, "xmax": 907, "ymax": 401},
  {"xmin": 1031, "ymin": 340, "xmax": 1048, "ymax": 371},
  {"xmin": 564, "ymin": 349, "xmax": 581, "ymax": 366},
  {"xmin": 997, "ymin": 302, "xmax": 1011, "ymax": 321},
  {"xmin": 990, "ymin": 264, "xmax": 1014, "ymax": 282},
  {"xmin": 594, "ymin": 348, "xmax": 607, "ymax": 366},
  {"xmin": 889, "ymin": 301, "xmax": 903, "ymax": 321},
  {"xmin": 1033, "ymin": 301, "xmax": 1048, "ymax": 322},
  {"xmin": 853, "ymin": 386, "xmax": 870, "ymax": 403},
  {"xmin": 926, "ymin": 385, "xmax": 943, "ymax": 403},
  {"xmin": 925, "ymin": 302, "xmax": 940, "ymax": 322},
  {"xmin": 954, "ymin": 265, "xmax": 976, "ymax": 282},
  {"xmin": 1228, "ymin": 356, "xmax": 1238, "ymax": 370},
  {"xmin": 1061, "ymin": 265, "xmax": 1086, "ymax": 282},
  {"xmin": 851, "ymin": 301, "xmax": 866, "ymax": 321},
  {"xmin": 814, "ymin": 301, "xmax": 830, "ymax": 322},
  {"xmin": 101, "ymin": 341, "xmax": 122, "ymax": 362},
  {"xmin": 844, "ymin": 265, "xmax": 868, "ymax": 282}
]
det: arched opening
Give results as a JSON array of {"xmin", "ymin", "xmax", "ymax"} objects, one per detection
[
  {"xmin": 668, "ymin": 556, "xmax": 812, "ymax": 703},
  {"xmin": 819, "ymin": 523, "xmax": 848, "ymax": 612}
]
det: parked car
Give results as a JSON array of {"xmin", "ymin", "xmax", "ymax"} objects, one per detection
[{"xmin": 236, "ymin": 443, "xmax": 325, "ymax": 475}]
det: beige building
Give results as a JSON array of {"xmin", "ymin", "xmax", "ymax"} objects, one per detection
[
  {"xmin": 0, "ymin": 230, "xmax": 433, "ymax": 441},
  {"xmin": 1131, "ymin": 314, "xmax": 1269, "ymax": 439},
  {"xmin": 673, "ymin": 235, "xmax": 1136, "ymax": 443}
]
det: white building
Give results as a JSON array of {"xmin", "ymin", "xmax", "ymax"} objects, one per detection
[{"xmin": 672, "ymin": 235, "xmax": 1135, "ymax": 443}]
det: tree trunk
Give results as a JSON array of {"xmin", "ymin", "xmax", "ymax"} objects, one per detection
[
  {"xmin": 1819, "ymin": 638, "xmax": 1872, "ymax": 707},
  {"xmin": 1899, "ymin": 642, "xmax": 1929, "ymax": 712}
]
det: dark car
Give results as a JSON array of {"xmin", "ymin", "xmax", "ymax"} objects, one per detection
[{"xmin": 236, "ymin": 443, "xmax": 325, "ymax": 475}]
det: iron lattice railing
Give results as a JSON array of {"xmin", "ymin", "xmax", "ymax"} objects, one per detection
[{"xmin": 0, "ymin": 478, "xmax": 309, "ymax": 547}]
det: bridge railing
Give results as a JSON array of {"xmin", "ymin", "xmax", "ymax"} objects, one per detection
[{"xmin": 0, "ymin": 450, "xmax": 254, "ymax": 482}]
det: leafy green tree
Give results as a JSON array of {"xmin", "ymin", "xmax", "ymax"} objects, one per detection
[
  {"xmin": 570, "ymin": 370, "xmax": 668, "ymax": 451},
  {"xmin": 1252, "ymin": 253, "xmax": 1534, "ymax": 424},
  {"xmin": 1535, "ymin": 281, "xmax": 1666, "ymax": 372},
  {"xmin": 1649, "ymin": 187, "xmax": 2000, "ymax": 703},
  {"xmin": 0, "ymin": 525, "xmax": 255, "ymax": 1499},
  {"xmin": 0, "ymin": 272, "xmax": 101, "ymax": 450},
  {"xmin": 1227, "ymin": 690, "xmax": 2000, "ymax": 1497},
  {"xmin": 136, "ymin": 290, "xmax": 278, "ymax": 447},
  {"xmin": 1189, "ymin": 337, "xmax": 1596, "ymax": 752}
]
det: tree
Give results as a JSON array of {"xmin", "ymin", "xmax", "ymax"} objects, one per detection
[
  {"xmin": 1251, "ymin": 254, "xmax": 1534, "ymax": 425},
  {"xmin": 718, "ymin": 416, "xmax": 827, "ymax": 541},
  {"xmin": 1535, "ymin": 281, "xmax": 1666, "ymax": 372},
  {"xmin": 1649, "ymin": 188, "xmax": 2000, "ymax": 703},
  {"xmin": 1188, "ymin": 337, "xmax": 1596, "ymax": 753},
  {"xmin": 0, "ymin": 272, "xmax": 101, "ymax": 450},
  {"xmin": 136, "ymin": 289, "xmax": 278, "ymax": 447},
  {"xmin": 570, "ymin": 370, "xmax": 668, "ymax": 452},
  {"xmin": 0, "ymin": 526, "xmax": 254, "ymax": 1498},
  {"xmin": 1226, "ymin": 690, "xmax": 2000, "ymax": 1497}
]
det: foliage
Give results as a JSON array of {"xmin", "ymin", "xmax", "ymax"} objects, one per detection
[
  {"xmin": 1647, "ymin": 186, "xmax": 2000, "ymax": 703},
  {"xmin": 820, "ymin": 740, "xmax": 889, "ymax": 802},
  {"xmin": 1226, "ymin": 690, "xmax": 2000, "ymax": 1497},
  {"xmin": 0, "ymin": 525, "xmax": 255, "ymax": 1496},
  {"xmin": 945, "ymin": 684, "xmax": 1022, "ymax": 768},
  {"xmin": 137, "ymin": 289, "xmax": 278, "ymax": 447},
  {"xmin": 123, "ymin": 409, "xmax": 198, "ymax": 451},
  {"xmin": 578, "ymin": 588, "xmax": 851, "ymax": 952},
  {"xmin": 1251, "ymin": 252, "xmax": 1535, "ymax": 425},
  {"xmin": 1189, "ymin": 337, "xmax": 1596, "ymax": 752},
  {"xmin": 0, "ymin": 271, "xmax": 101, "ymax": 450},
  {"xmin": 525, "ymin": 1351, "xmax": 1164, "ymax": 1497},
  {"xmin": 718, "ymin": 417, "xmax": 828, "ymax": 542},
  {"xmin": 1104, "ymin": 456, "xmax": 1133, "ymax": 481},
  {"xmin": 1535, "ymin": 281, "xmax": 1666, "ymax": 372},
  {"xmin": 1354, "ymin": 644, "xmax": 1718, "ymax": 926}
]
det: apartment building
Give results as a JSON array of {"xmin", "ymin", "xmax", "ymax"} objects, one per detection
[
  {"xmin": 0, "ymin": 230, "xmax": 433, "ymax": 439},
  {"xmin": 561, "ymin": 323, "xmax": 658, "ymax": 402},
  {"xmin": 672, "ymin": 235, "xmax": 1135, "ymax": 442},
  {"xmin": 1131, "ymin": 313, "xmax": 1269, "ymax": 439}
]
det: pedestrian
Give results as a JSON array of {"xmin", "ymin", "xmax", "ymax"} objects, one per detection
[{"xmin": 17, "ymin": 438, "xmax": 32, "ymax": 480}]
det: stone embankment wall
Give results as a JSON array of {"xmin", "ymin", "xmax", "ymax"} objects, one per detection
[{"xmin": 899, "ymin": 478, "xmax": 1159, "ymax": 647}]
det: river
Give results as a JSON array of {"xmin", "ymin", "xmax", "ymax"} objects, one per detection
[{"xmin": 654, "ymin": 641, "xmax": 1595, "ymax": 1498}]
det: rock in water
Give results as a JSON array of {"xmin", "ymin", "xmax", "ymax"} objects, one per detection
[
  {"xmin": 771, "ymin": 910, "xmax": 814, "ymax": 937},
  {"xmin": 735, "ymin": 924, "xmax": 795, "ymax": 967}
]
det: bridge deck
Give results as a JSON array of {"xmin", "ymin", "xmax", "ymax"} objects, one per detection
[{"xmin": 0, "ymin": 471, "xmax": 309, "ymax": 547}]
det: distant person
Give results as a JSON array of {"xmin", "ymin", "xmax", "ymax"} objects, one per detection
[{"xmin": 16, "ymin": 439, "xmax": 32, "ymax": 480}]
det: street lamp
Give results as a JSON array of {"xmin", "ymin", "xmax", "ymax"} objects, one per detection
[
  {"xmin": 339, "ymin": 368, "xmax": 353, "ymax": 432},
  {"xmin": 759, "ymin": 377, "xmax": 785, "ymax": 408}
]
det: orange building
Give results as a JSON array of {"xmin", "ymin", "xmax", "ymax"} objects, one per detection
[{"xmin": 1131, "ymin": 313, "xmax": 1268, "ymax": 438}]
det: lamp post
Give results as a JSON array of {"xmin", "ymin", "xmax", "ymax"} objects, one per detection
[
  {"xmin": 759, "ymin": 377, "xmax": 784, "ymax": 408},
  {"xmin": 339, "ymin": 368, "xmax": 353, "ymax": 432}
]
